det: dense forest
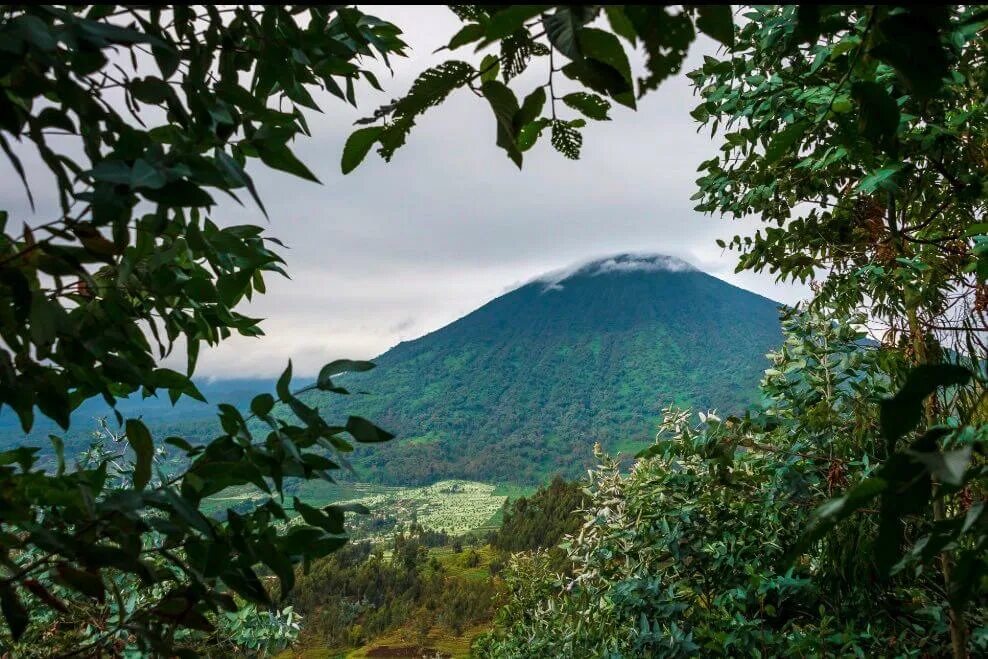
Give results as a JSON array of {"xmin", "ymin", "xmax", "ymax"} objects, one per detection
[
  {"xmin": 285, "ymin": 479, "xmax": 585, "ymax": 655},
  {"xmin": 0, "ymin": 5, "xmax": 986, "ymax": 659}
]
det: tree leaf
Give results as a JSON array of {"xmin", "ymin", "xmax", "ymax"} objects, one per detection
[
  {"xmin": 482, "ymin": 80, "xmax": 522, "ymax": 167},
  {"xmin": 255, "ymin": 141, "xmax": 321, "ymax": 183},
  {"xmin": 543, "ymin": 7, "xmax": 586, "ymax": 60},
  {"xmin": 341, "ymin": 126, "xmax": 383, "ymax": 174},
  {"xmin": 696, "ymin": 5, "xmax": 735, "ymax": 48},
  {"xmin": 317, "ymin": 360, "xmax": 375, "ymax": 391},
  {"xmin": 764, "ymin": 121, "xmax": 808, "ymax": 164},
  {"xmin": 447, "ymin": 23, "xmax": 485, "ymax": 50},
  {"xmin": 562, "ymin": 92, "xmax": 611, "ymax": 120},
  {"xmin": 879, "ymin": 364, "xmax": 971, "ymax": 448},
  {"xmin": 0, "ymin": 583, "xmax": 28, "ymax": 641},
  {"xmin": 852, "ymin": 81, "xmax": 900, "ymax": 146},
  {"xmin": 126, "ymin": 419, "xmax": 154, "ymax": 490},
  {"xmin": 345, "ymin": 416, "xmax": 394, "ymax": 443},
  {"xmin": 578, "ymin": 27, "xmax": 633, "ymax": 88}
]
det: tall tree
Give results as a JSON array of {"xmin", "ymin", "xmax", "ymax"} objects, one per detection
[{"xmin": 690, "ymin": 6, "xmax": 987, "ymax": 656}]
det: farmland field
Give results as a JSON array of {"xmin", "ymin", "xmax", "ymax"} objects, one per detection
[{"xmin": 202, "ymin": 479, "xmax": 530, "ymax": 539}]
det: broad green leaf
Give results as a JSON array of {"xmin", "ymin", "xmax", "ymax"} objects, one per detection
[
  {"xmin": 482, "ymin": 80, "xmax": 522, "ymax": 167},
  {"xmin": 126, "ymin": 419, "xmax": 154, "ymax": 490},
  {"xmin": 879, "ymin": 364, "xmax": 971, "ymax": 447},
  {"xmin": 543, "ymin": 7, "xmax": 585, "ymax": 60},
  {"xmin": 578, "ymin": 27, "xmax": 633, "ymax": 88},
  {"xmin": 696, "ymin": 5, "xmax": 735, "ymax": 48},
  {"xmin": 480, "ymin": 53, "xmax": 500, "ymax": 82},
  {"xmin": 447, "ymin": 23, "xmax": 485, "ymax": 50},
  {"xmin": 250, "ymin": 393, "xmax": 275, "ymax": 417},
  {"xmin": 563, "ymin": 92, "xmax": 611, "ymax": 120},
  {"xmin": 764, "ymin": 121, "xmax": 808, "ymax": 164},
  {"xmin": 341, "ymin": 126, "xmax": 383, "ymax": 174},
  {"xmin": 256, "ymin": 141, "xmax": 321, "ymax": 183},
  {"xmin": 317, "ymin": 359, "xmax": 375, "ymax": 391},
  {"xmin": 130, "ymin": 159, "xmax": 166, "ymax": 189},
  {"xmin": 857, "ymin": 166, "xmax": 901, "ymax": 194},
  {"xmin": 515, "ymin": 87, "xmax": 546, "ymax": 128},
  {"xmin": 345, "ymin": 416, "xmax": 394, "ymax": 443},
  {"xmin": 852, "ymin": 81, "xmax": 900, "ymax": 146}
]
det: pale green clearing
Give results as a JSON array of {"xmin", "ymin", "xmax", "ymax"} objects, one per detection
[{"xmin": 203, "ymin": 479, "xmax": 517, "ymax": 539}]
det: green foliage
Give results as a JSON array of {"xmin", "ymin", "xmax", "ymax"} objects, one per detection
[
  {"xmin": 490, "ymin": 475, "xmax": 585, "ymax": 574},
  {"xmin": 289, "ymin": 531, "xmax": 499, "ymax": 654},
  {"xmin": 690, "ymin": 5, "xmax": 988, "ymax": 334},
  {"xmin": 690, "ymin": 7, "xmax": 988, "ymax": 654},
  {"xmin": 478, "ymin": 309, "xmax": 988, "ymax": 657},
  {"xmin": 0, "ymin": 5, "xmax": 406, "ymax": 653},
  {"xmin": 344, "ymin": 5, "xmax": 741, "ymax": 170},
  {"xmin": 491, "ymin": 476, "xmax": 585, "ymax": 554}
]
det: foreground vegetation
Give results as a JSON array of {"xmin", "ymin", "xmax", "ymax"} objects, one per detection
[
  {"xmin": 1, "ymin": 4, "xmax": 986, "ymax": 657},
  {"xmin": 277, "ymin": 479, "xmax": 582, "ymax": 657},
  {"xmin": 478, "ymin": 310, "xmax": 988, "ymax": 656}
]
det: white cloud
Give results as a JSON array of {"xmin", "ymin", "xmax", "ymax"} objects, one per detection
[{"xmin": 533, "ymin": 253, "xmax": 697, "ymax": 292}]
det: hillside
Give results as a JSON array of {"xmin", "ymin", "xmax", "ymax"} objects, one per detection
[{"xmin": 305, "ymin": 254, "xmax": 784, "ymax": 484}]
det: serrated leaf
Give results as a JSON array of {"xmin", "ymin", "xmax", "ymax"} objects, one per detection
[{"xmin": 550, "ymin": 120, "xmax": 582, "ymax": 159}]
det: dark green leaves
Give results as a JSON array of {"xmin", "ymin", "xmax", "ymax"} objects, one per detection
[
  {"xmin": 255, "ymin": 141, "xmax": 320, "ymax": 183},
  {"xmin": 0, "ymin": 583, "xmax": 28, "ymax": 641},
  {"xmin": 764, "ymin": 121, "xmax": 808, "ymax": 164},
  {"xmin": 345, "ymin": 415, "xmax": 394, "ymax": 443},
  {"xmin": 0, "ymin": 5, "xmax": 408, "ymax": 650},
  {"xmin": 562, "ymin": 93, "xmax": 611, "ymax": 121},
  {"xmin": 563, "ymin": 27, "xmax": 636, "ymax": 109},
  {"xmin": 317, "ymin": 359, "xmax": 375, "ymax": 391},
  {"xmin": 872, "ymin": 9, "xmax": 951, "ymax": 101},
  {"xmin": 695, "ymin": 5, "xmax": 735, "ymax": 48},
  {"xmin": 405, "ymin": 60, "xmax": 476, "ymax": 108},
  {"xmin": 879, "ymin": 364, "xmax": 971, "ymax": 447},
  {"xmin": 550, "ymin": 120, "xmax": 583, "ymax": 160},
  {"xmin": 482, "ymin": 80, "xmax": 522, "ymax": 167},
  {"xmin": 125, "ymin": 419, "xmax": 154, "ymax": 490},
  {"xmin": 341, "ymin": 126, "xmax": 383, "ymax": 174},
  {"xmin": 543, "ymin": 7, "xmax": 587, "ymax": 60},
  {"xmin": 851, "ymin": 81, "xmax": 900, "ymax": 146}
]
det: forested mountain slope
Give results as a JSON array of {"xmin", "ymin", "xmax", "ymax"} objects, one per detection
[{"xmin": 307, "ymin": 254, "xmax": 784, "ymax": 484}]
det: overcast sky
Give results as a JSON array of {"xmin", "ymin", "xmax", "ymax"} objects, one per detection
[{"xmin": 3, "ymin": 6, "xmax": 810, "ymax": 379}]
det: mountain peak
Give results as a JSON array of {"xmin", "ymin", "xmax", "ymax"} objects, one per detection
[{"xmin": 536, "ymin": 253, "xmax": 697, "ymax": 292}]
